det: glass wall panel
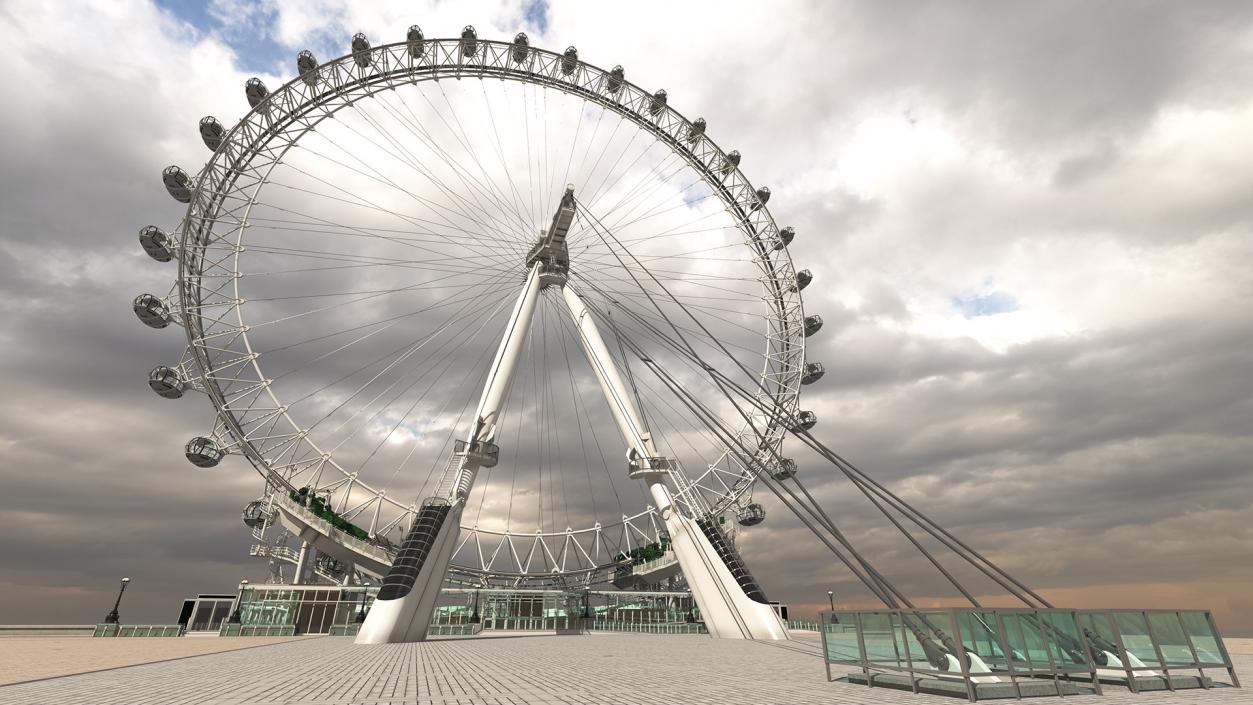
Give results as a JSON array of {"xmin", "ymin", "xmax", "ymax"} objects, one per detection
[
  {"xmin": 859, "ymin": 612, "xmax": 903, "ymax": 668},
  {"xmin": 1040, "ymin": 612, "xmax": 1088, "ymax": 668},
  {"xmin": 1147, "ymin": 612, "xmax": 1195, "ymax": 665},
  {"xmin": 1001, "ymin": 612, "xmax": 1051, "ymax": 669},
  {"xmin": 1180, "ymin": 611, "xmax": 1225, "ymax": 665},
  {"xmin": 821, "ymin": 612, "xmax": 861, "ymax": 662},
  {"xmin": 956, "ymin": 610, "xmax": 1011, "ymax": 671},
  {"xmin": 1114, "ymin": 612, "xmax": 1162, "ymax": 667}
]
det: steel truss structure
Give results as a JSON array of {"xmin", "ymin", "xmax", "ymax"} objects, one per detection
[{"xmin": 136, "ymin": 29, "xmax": 811, "ymax": 617}]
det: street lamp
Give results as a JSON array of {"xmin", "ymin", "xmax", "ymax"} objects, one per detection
[
  {"xmin": 103, "ymin": 577, "xmax": 131, "ymax": 624},
  {"xmin": 827, "ymin": 590, "xmax": 835, "ymax": 611},
  {"xmin": 228, "ymin": 580, "xmax": 249, "ymax": 624}
]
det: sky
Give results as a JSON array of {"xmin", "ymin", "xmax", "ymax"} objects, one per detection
[{"xmin": 1, "ymin": 0, "xmax": 1252, "ymax": 634}]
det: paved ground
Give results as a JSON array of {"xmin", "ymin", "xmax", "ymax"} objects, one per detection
[
  {"xmin": 0, "ymin": 636, "xmax": 312, "ymax": 686},
  {"xmin": 0, "ymin": 632, "xmax": 1246, "ymax": 705}
]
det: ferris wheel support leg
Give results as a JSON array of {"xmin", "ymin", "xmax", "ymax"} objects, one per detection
[
  {"xmin": 559, "ymin": 285, "xmax": 787, "ymax": 641},
  {"xmin": 357, "ymin": 264, "xmax": 545, "ymax": 645},
  {"xmin": 292, "ymin": 540, "xmax": 312, "ymax": 585}
]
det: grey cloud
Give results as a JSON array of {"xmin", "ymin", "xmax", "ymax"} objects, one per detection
[{"xmin": 2, "ymin": 0, "xmax": 1252, "ymax": 635}]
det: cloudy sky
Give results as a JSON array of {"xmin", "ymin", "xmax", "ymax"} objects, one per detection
[{"xmin": 1, "ymin": 0, "xmax": 1251, "ymax": 635}]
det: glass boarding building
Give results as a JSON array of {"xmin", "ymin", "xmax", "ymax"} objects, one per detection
[{"xmin": 221, "ymin": 585, "xmax": 735, "ymax": 636}]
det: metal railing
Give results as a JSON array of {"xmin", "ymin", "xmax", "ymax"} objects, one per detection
[
  {"xmin": 218, "ymin": 623, "xmax": 297, "ymax": 637},
  {"xmin": 93, "ymin": 624, "xmax": 184, "ymax": 637},
  {"xmin": 275, "ymin": 492, "xmax": 394, "ymax": 564}
]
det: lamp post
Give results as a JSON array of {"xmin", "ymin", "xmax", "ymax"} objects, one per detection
[
  {"xmin": 470, "ymin": 589, "xmax": 481, "ymax": 624},
  {"xmin": 827, "ymin": 590, "xmax": 835, "ymax": 611},
  {"xmin": 103, "ymin": 577, "xmax": 130, "ymax": 624},
  {"xmin": 228, "ymin": 580, "xmax": 249, "ymax": 624}
]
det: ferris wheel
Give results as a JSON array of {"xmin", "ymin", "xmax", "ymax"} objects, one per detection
[{"xmin": 135, "ymin": 27, "xmax": 824, "ymax": 640}]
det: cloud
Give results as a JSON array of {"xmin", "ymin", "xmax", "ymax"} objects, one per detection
[{"xmin": 1, "ymin": 0, "xmax": 1251, "ymax": 636}]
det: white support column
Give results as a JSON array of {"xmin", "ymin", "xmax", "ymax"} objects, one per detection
[
  {"xmin": 357, "ymin": 263, "xmax": 544, "ymax": 645},
  {"xmin": 292, "ymin": 540, "xmax": 311, "ymax": 586},
  {"xmin": 560, "ymin": 285, "xmax": 786, "ymax": 640}
]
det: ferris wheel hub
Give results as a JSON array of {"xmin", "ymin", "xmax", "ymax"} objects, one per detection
[{"xmin": 526, "ymin": 184, "xmax": 576, "ymax": 287}]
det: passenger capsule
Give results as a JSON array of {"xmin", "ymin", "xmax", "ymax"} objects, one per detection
[
  {"xmin": 752, "ymin": 186, "xmax": 771, "ymax": 211},
  {"xmin": 801, "ymin": 362, "xmax": 825, "ymax": 385},
  {"xmin": 561, "ymin": 46, "xmax": 578, "ymax": 75},
  {"xmin": 649, "ymin": 89, "xmax": 667, "ymax": 116},
  {"xmin": 736, "ymin": 503, "xmax": 765, "ymax": 526},
  {"xmin": 687, "ymin": 118, "xmax": 706, "ymax": 143},
  {"xmin": 351, "ymin": 33, "xmax": 372, "ymax": 68},
  {"xmin": 803, "ymin": 314, "xmax": 823, "ymax": 337},
  {"xmin": 771, "ymin": 458, "xmax": 798, "ymax": 481},
  {"xmin": 245, "ymin": 77, "xmax": 268, "ymax": 108},
  {"xmin": 162, "ymin": 166, "xmax": 192, "ymax": 203},
  {"xmin": 606, "ymin": 65, "xmax": 625, "ymax": 93},
  {"xmin": 794, "ymin": 269, "xmax": 813, "ymax": 291},
  {"xmin": 460, "ymin": 25, "xmax": 478, "ymax": 58},
  {"xmin": 133, "ymin": 294, "xmax": 171, "ymax": 329},
  {"xmin": 138, "ymin": 225, "xmax": 172, "ymax": 262},
  {"xmin": 407, "ymin": 26, "xmax": 425, "ymax": 58},
  {"xmin": 198, "ymin": 116, "xmax": 224, "ymax": 151},
  {"xmin": 511, "ymin": 32, "xmax": 529, "ymax": 63},
  {"xmin": 148, "ymin": 365, "xmax": 186, "ymax": 399},
  {"xmin": 790, "ymin": 410, "xmax": 817, "ymax": 432},
  {"xmin": 297, "ymin": 50, "xmax": 319, "ymax": 86},
  {"xmin": 185, "ymin": 436, "xmax": 224, "ymax": 468},
  {"xmin": 775, "ymin": 225, "xmax": 795, "ymax": 251},
  {"xmin": 242, "ymin": 500, "xmax": 268, "ymax": 528},
  {"xmin": 720, "ymin": 150, "xmax": 741, "ymax": 175}
]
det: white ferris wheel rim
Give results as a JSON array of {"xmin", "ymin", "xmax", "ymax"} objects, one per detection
[{"xmin": 173, "ymin": 33, "xmax": 807, "ymax": 577}]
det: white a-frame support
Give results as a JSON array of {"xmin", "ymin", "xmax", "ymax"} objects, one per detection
[
  {"xmin": 356, "ymin": 262, "xmax": 544, "ymax": 644},
  {"xmin": 357, "ymin": 187, "xmax": 785, "ymax": 643},
  {"xmin": 560, "ymin": 285, "xmax": 787, "ymax": 640}
]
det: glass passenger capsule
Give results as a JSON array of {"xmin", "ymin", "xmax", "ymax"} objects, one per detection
[
  {"xmin": 198, "ymin": 116, "xmax": 224, "ymax": 151},
  {"xmin": 138, "ymin": 225, "xmax": 172, "ymax": 262},
  {"xmin": 801, "ymin": 362, "xmax": 826, "ymax": 385},
  {"xmin": 794, "ymin": 269, "xmax": 813, "ymax": 291},
  {"xmin": 147, "ymin": 365, "xmax": 186, "ymax": 399},
  {"xmin": 790, "ymin": 410, "xmax": 817, "ymax": 432},
  {"xmin": 561, "ymin": 46, "xmax": 578, "ymax": 75},
  {"xmin": 512, "ymin": 32, "xmax": 529, "ymax": 63},
  {"xmin": 775, "ymin": 225, "xmax": 795, "ymax": 251},
  {"xmin": 185, "ymin": 436, "xmax": 224, "ymax": 468},
  {"xmin": 133, "ymin": 294, "xmax": 170, "ymax": 328},
  {"xmin": 687, "ymin": 117, "xmax": 706, "ymax": 143},
  {"xmin": 351, "ymin": 33, "xmax": 372, "ymax": 68},
  {"xmin": 771, "ymin": 458, "xmax": 798, "ymax": 481},
  {"xmin": 460, "ymin": 25, "xmax": 478, "ymax": 58},
  {"xmin": 242, "ymin": 500, "xmax": 268, "ymax": 528},
  {"xmin": 736, "ymin": 503, "xmax": 765, "ymax": 526},
  {"xmin": 407, "ymin": 26, "xmax": 425, "ymax": 58},
  {"xmin": 162, "ymin": 166, "xmax": 192, "ymax": 203},
  {"xmin": 649, "ymin": 89, "xmax": 667, "ymax": 116},
  {"xmin": 606, "ymin": 65, "xmax": 625, "ymax": 94},
  {"xmin": 297, "ymin": 50, "xmax": 319, "ymax": 86},
  {"xmin": 245, "ymin": 77, "xmax": 269, "ymax": 108},
  {"xmin": 720, "ymin": 150, "xmax": 740, "ymax": 175},
  {"xmin": 803, "ymin": 314, "xmax": 823, "ymax": 337},
  {"xmin": 751, "ymin": 187, "xmax": 771, "ymax": 212}
]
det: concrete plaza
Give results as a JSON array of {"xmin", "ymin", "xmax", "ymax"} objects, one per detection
[{"xmin": 0, "ymin": 632, "xmax": 1248, "ymax": 705}]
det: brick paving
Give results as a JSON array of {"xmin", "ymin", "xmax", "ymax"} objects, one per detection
[
  {"xmin": 0, "ymin": 632, "xmax": 1246, "ymax": 705},
  {"xmin": 0, "ymin": 636, "xmax": 312, "ymax": 686}
]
